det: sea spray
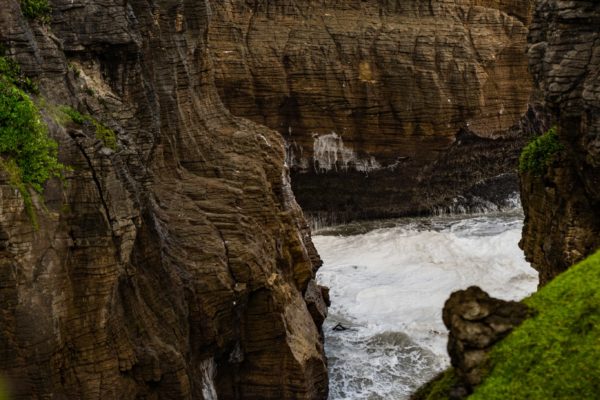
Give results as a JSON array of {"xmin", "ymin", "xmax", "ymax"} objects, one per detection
[{"xmin": 315, "ymin": 212, "xmax": 538, "ymax": 399}]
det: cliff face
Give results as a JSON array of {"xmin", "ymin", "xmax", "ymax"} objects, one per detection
[
  {"xmin": 521, "ymin": 0, "xmax": 600, "ymax": 285},
  {"xmin": 209, "ymin": 0, "xmax": 539, "ymax": 221},
  {"xmin": 0, "ymin": 1, "xmax": 328, "ymax": 398}
]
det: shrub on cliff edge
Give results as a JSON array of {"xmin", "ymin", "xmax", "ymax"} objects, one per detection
[
  {"xmin": 19, "ymin": 0, "xmax": 52, "ymax": 22},
  {"xmin": 470, "ymin": 250, "xmax": 600, "ymax": 399},
  {"xmin": 519, "ymin": 126, "xmax": 563, "ymax": 176},
  {"xmin": 0, "ymin": 56, "xmax": 63, "ymax": 226}
]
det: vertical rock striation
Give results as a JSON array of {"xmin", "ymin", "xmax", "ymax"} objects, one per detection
[
  {"xmin": 208, "ymin": 0, "xmax": 539, "ymax": 222},
  {"xmin": 0, "ymin": 0, "xmax": 327, "ymax": 398},
  {"xmin": 521, "ymin": 0, "xmax": 600, "ymax": 285}
]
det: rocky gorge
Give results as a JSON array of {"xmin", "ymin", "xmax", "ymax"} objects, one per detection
[
  {"xmin": 1, "ymin": 0, "xmax": 599, "ymax": 399},
  {"xmin": 209, "ymin": 0, "xmax": 543, "ymax": 222},
  {"xmin": 0, "ymin": 0, "xmax": 327, "ymax": 398},
  {"xmin": 414, "ymin": 0, "xmax": 600, "ymax": 397}
]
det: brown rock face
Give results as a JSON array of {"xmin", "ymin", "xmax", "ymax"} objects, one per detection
[
  {"xmin": 208, "ymin": 0, "xmax": 538, "ymax": 222},
  {"xmin": 0, "ymin": 0, "xmax": 327, "ymax": 398},
  {"xmin": 442, "ymin": 287, "xmax": 531, "ymax": 397},
  {"xmin": 521, "ymin": 0, "xmax": 600, "ymax": 285}
]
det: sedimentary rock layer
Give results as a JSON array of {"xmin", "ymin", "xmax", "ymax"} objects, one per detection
[
  {"xmin": 443, "ymin": 286, "xmax": 530, "ymax": 397},
  {"xmin": 209, "ymin": 0, "xmax": 538, "ymax": 221},
  {"xmin": 521, "ymin": 0, "xmax": 600, "ymax": 285},
  {"xmin": 0, "ymin": 0, "xmax": 327, "ymax": 398}
]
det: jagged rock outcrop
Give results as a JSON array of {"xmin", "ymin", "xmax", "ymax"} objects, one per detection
[
  {"xmin": 442, "ymin": 286, "xmax": 531, "ymax": 398},
  {"xmin": 208, "ymin": 0, "xmax": 539, "ymax": 222},
  {"xmin": 0, "ymin": 0, "xmax": 328, "ymax": 398},
  {"xmin": 521, "ymin": 0, "xmax": 600, "ymax": 285}
]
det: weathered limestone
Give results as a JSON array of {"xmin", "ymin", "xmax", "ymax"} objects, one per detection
[
  {"xmin": 443, "ymin": 286, "xmax": 531, "ymax": 397},
  {"xmin": 521, "ymin": 0, "xmax": 600, "ymax": 285},
  {"xmin": 209, "ymin": 0, "xmax": 539, "ymax": 221},
  {"xmin": 0, "ymin": 0, "xmax": 327, "ymax": 398}
]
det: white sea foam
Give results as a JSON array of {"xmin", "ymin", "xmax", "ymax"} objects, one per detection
[{"xmin": 315, "ymin": 212, "xmax": 538, "ymax": 399}]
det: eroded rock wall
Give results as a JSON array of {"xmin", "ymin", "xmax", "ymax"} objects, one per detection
[
  {"xmin": 442, "ymin": 286, "xmax": 531, "ymax": 397},
  {"xmin": 0, "ymin": 0, "xmax": 327, "ymax": 398},
  {"xmin": 209, "ymin": 0, "xmax": 539, "ymax": 221},
  {"xmin": 521, "ymin": 0, "xmax": 600, "ymax": 285}
]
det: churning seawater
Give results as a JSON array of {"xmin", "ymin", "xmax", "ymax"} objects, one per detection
[{"xmin": 314, "ymin": 211, "xmax": 539, "ymax": 399}]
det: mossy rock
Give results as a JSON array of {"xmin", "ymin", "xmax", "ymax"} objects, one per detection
[
  {"xmin": 519, "ymin": 126, "xmax": 563, "ymax": 176},
  {"xmin": 411, "ymin": 369, "xmax": 460, "ymax": 400},
  {"xmin": 60, "ymin": 106, "xmax": 117, "ymax": 150},
  {"xmin": 470, "ymin": 250, "xmax": 600, "ymax": 399}
]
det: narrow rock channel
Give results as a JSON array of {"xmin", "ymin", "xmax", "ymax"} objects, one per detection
[{"xmin": 314, "ymin": 211, "xmax": 538, "ymax": 399}]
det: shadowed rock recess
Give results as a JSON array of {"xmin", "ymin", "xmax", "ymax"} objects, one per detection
[
  {"xmin": 521, "ymin": 0, "xmax": 600, "ymax": 285},
  {"xmin": 209, "ymin": 0, "xmax": 543, "ymax": 222},
  {"xmin": 0, "ymin": 0, "xmax": 328, "ymax": 398}
]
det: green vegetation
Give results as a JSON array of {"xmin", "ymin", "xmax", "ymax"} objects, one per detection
[
  {"xmin": 0, "ymin": 83, "xmax": 62, "ymax": 192},
  {"xmin": 519, "ymin": 126, "xmax": 563, "ymax": 176},
  {"xmin": 83, "ymin": 86, "xmax": 95, "ymax": 96},
  {"xmin": 19, "ymin": 0, "xmax": 52, "ymax": 22},
  {"xmin": 0, "ymin": 55, "xmax": 38, "ymax": 93},
  {"xmin": 0, "ymin": 56, "xmax": 63, "ymax": 228},
  {"xmin": 470, "ymin": 250, "xmax": 600, "ymax": 399},
  {"xmin": 411, "ymin": 369, "xmax": 458, "ymax": 400},
  {"xmin": 0, "ymin": 376, "xmax": 7, "ymax": 400},
  {"xmin": 60, "ymin": 106, "xmax": 86, "ymax": 124},
  {"xmin": 0, "ymin": 56, "xmax": 62, "ymax": 190},
  {"xmin": 67, "ymin": 62, "xmax": 80, "ymax": 78},
  {"xmin": 0, "ymin": 158, "xmax": 37, "ymax": 227},
  {"xmin": 60, "ymin": 106, "xmax": 117, "ymax": 150}
]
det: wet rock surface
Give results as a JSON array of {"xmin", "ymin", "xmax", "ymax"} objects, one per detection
[
  {"xmin": 521, "ymin": 0, "xmax": 600, "ymax": 285},
  {"xmin": 0, "ymin": 0, "xmax": 327, "ymax": 398},
  {"xmin": 209, "ymin": 0, "xmax": 539, "ymax": 221},
  {"xmin": 442, "ymin": 286, "xmax": 531, "ymax": 397}
]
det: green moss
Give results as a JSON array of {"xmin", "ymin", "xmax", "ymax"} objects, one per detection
[
  {"xmin": 19, "ymin": 0, "xmax": 52, "ymax": 23},
  {"xmin": 412, "ymin": 369, "xmax": 459, "ymax": 400},
  {"xmin": 60, "ymin": 106, "xmax": 86, "ymax": 124},
  {"xmin": 470, "ymin": 250, "xmax": 600, "ymax": 399},
  {"xmin": 0, "ymin": 158, "xmax": 37, "ymax": 229},
  {"xmin": 519, "ymin": 126, "xmax": 563, "ymax": 176},
  {"xmin": 60, "ymin": 106, "xmax": 117, "ymax": 150},
  {"xmin": 67, "ymin": 63, "xmax": 80, "ymax": 78},
  {"xmin": 0, "ymin": 376, "xmax": 7, "ymax": 400},
  {"xmin": 93, "ymin": 120, "xmax": 117, "ymax": 150}
]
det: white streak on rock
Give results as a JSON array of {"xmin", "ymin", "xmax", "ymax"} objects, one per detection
[{"xmin": 312, "ymin": 132, "xmax": 380, "ymax": 173}]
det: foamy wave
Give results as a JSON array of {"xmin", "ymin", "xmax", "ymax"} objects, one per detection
[{"xmin": 315, "ymin": 214, "xmax": 538, "ymax": 399}]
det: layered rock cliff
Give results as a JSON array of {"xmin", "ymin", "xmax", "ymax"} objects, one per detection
[
  {"xmin": 413, "ymin": 1, "xmax": 600, "ymax": 398},
  {"xmin": 521, "ymin": 0, "xmax": 600, "ymax": 285},
  {"xmin": 0, "ymin": 1, "xmax": 328, "ymax": 398},
  {"xmin": 208, "ymin": 0, "xmax": 540, "ymax": 222}
]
